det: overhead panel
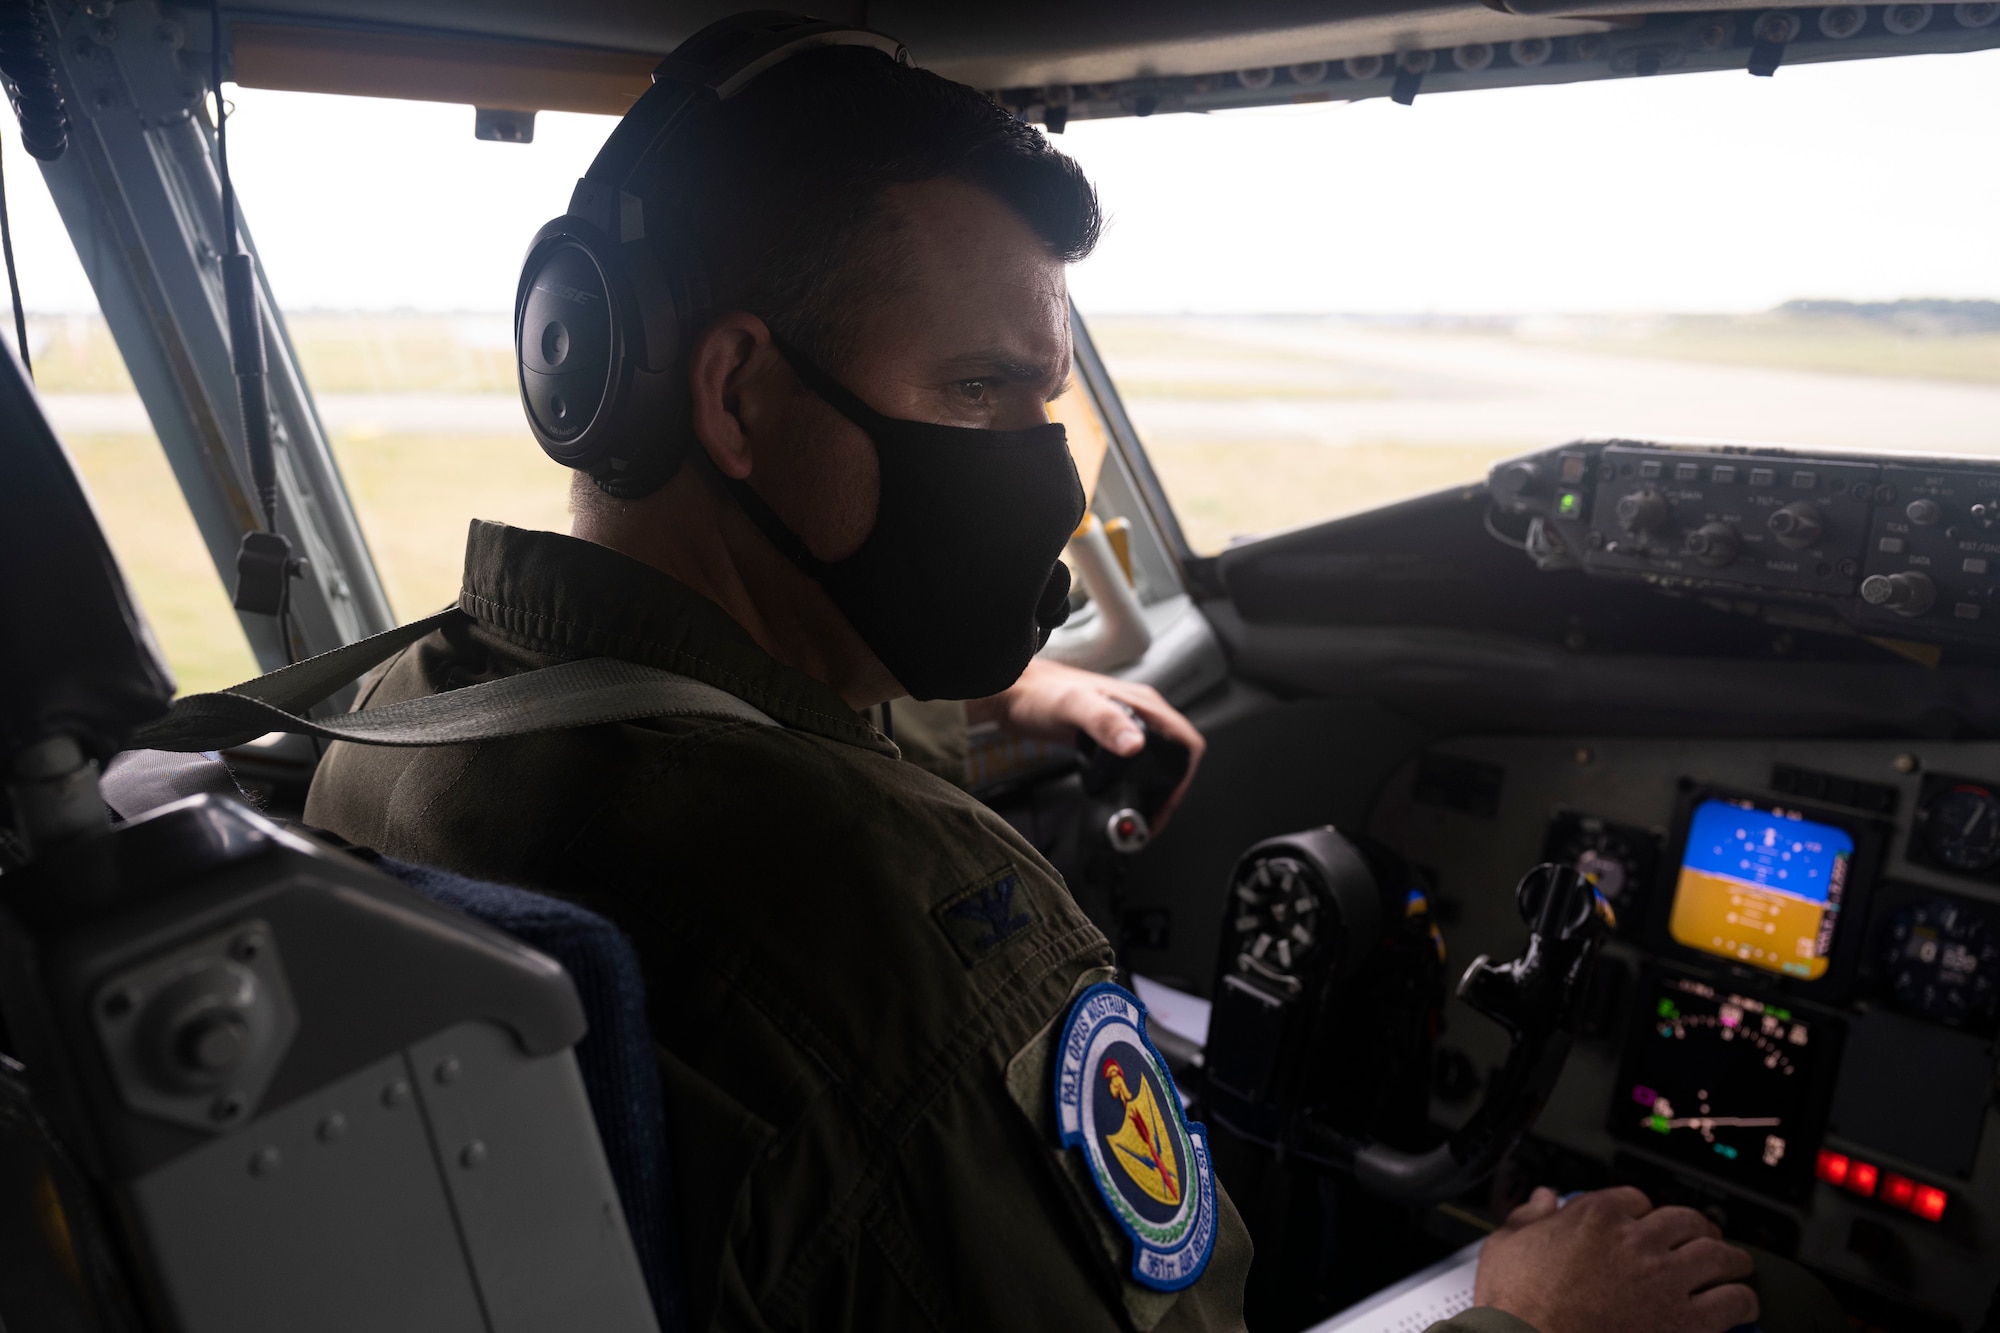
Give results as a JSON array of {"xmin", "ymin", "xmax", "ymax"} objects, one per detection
[
  {"xmin": 199, "ymin": 3, "xmax": 2000, "ymax": 125},
  {"xmin": 986, "ymin": 5, "xmax": 2000, "ymax": 124}
]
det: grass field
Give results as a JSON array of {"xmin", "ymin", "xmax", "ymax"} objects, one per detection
[
  {"xmin": 41, "ymin": 305, "xmax": 2000, "ymax": 692},
  {"xmin": 66, "ymin": 427, "xmax": 568, "ymax": 695},
  {"xmin": 1136, "ymin": 438, "xmax": 1508, "ymax": 554}
]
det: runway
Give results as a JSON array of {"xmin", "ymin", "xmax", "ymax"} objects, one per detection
[{"xmin": 1102, "ymin": 319, "xmax": 2000, "ymax": 458}]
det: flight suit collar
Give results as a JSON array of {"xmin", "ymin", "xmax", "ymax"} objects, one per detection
[{"xmin": 456, "ymin": 519, "xmax": 897, "ymax": 756}]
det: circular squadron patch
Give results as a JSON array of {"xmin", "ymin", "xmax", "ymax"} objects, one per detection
[{"xmin": 1054, "ymin": 982, "xmax": 1217, "ymax": 1292}]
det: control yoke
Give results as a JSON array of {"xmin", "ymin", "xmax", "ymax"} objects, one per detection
[
  {"xmin": 1351, "ymin": 862, "xmax": 1609, "ymax": 1201},
  {"xmin": 1203, "ymin": 828, "xmax": 1610, "ymax": 1204}
]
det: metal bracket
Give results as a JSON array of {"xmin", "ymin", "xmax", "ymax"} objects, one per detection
[
  {"xmin": 93, "ymin": 917, "xmax": 299, "ymax": 1134},
  {"xmin": 36, "ymin": 0, "xmax": 394, "ymax": 684}
]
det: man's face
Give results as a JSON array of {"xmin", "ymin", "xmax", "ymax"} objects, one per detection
[{"xmin": 753, "ymin": 177, "xmax": 1073, "ymax": 563}]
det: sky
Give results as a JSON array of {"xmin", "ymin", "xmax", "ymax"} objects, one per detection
[{"xmin": 2, "ymin": 46, "xmax": 1996, "ymax": 318}]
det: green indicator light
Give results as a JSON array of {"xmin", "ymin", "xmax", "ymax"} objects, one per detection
[
  {"xmin": 1648, "ymin": 1115, "xmax": 1671, "ymax": 1135},
  {"xmin": 1557, "ymin": 492, "xmax": 1582, "ymax": 518},
  {"xmin": 1770, "ymin": 1007, "xmax": 1791, "ymax": 1021},
  {"xmin": 1656, "ymin": 999, "xmax": 1679, "ymax": 1019}
]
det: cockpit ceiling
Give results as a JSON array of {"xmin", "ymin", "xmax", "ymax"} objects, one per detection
[{"xmin": 216, "ymin": 1, "xmax": 2000, "ymax": 119}]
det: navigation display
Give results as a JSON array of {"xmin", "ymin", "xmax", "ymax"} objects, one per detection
[
  {"xmin": 1669, "ymin": 797, "xmax": 1853, "ymax": 981},
  {"xmin": 1613, "ymin": 973, "xmax": 1831, "ymax": 1196}
]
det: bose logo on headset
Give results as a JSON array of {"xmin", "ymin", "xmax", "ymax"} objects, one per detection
[{"xmin": 513, "ymin": 11, "xmax": 908, "ymax": 491}]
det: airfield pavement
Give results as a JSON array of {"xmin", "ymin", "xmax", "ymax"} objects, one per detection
[{"xmin": 1102, "ymin": 318, "xmax": 2000, "ymax": 457}]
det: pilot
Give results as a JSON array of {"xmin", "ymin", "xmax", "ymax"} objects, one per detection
[{"xmin": 304, "ymin": 38, "xmax": 1765, "ymax": 1333}]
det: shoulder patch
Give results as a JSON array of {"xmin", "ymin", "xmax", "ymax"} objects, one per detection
[
  {"xmin": 1053, "ymin": 982, "xmax": 1217, "ymax": 1293},
  {"xmin": 934, "ymin": 867, "xmax": 1036, "ymax": 965}
]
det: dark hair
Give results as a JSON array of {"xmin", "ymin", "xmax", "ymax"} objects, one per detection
[{"xmin": 652, "ymin": 46, "xmax": 1101, "ymax": 372}]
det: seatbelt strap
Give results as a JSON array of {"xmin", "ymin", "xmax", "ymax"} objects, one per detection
[{"xmin": 129, "ymin": 608, "xmax": 776, "ymax": 753}]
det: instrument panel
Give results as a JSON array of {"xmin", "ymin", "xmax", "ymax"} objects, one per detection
[
  {"xmin": 1368, "ymin": 736, "xmax": 2000, "ymax": 1329},
  {"xmin": 1490, "ymin": 439, "xmax": 2000, "ymax": 647}
]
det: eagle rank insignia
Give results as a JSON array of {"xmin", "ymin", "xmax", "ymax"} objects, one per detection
[{"xmin": 1054, "ymin": 982, "xmax": 1217, "ymax": 1292}]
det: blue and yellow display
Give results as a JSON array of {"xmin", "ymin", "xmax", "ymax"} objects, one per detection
[{"xmin": 1669, "ymin": 799, "xmax": 1853, "ymax": 980}]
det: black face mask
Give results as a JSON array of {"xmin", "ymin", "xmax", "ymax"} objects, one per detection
[{"xmin": 724, "ymin": 339, "xmax": 1085, "ymax": 702}]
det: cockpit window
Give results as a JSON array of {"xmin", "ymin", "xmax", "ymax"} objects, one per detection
[
  {"xmin": 12, "ymin": 90, "xmax": 613, "ymax": 691},
  {"xmin": 13, "ymin": 88, "xmax": 1134, "ymax": 692},
  {"xmin": 1059, "ymin": 50, "xmax": 2000, "ymax": 554}
]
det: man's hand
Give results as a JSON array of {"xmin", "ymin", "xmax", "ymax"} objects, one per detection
[
  {"xmin": 1474, "ymin": 1187, "xmax": 1757, "ymax": 1333},
  {"xmin": 966, "ymin": 657, "xmax": 1206, "ymax": 831}
]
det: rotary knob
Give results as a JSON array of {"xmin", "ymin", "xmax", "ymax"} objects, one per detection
[
  {"xmin": 1906, "ymin": 498, "xmax": 1943, "ymax": 526},
  {"xmin": 1614, "ymin": 489, "xmax": 1669, "ymax": 535},
  {"xmin": 1683, "ymin": 522, "xmax": 1739, "ymax": 568},
  {"xmin": 1767, "ymin": 501, "xmax": 1823, "ymax": 550},
  {"xmin": 1861, "ymin": 571, "xmax": 1937, "ymax": 617}
]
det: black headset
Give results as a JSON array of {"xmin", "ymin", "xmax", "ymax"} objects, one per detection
[{"xmin": 514, "ymin": 11, "xmax": 907, "ymax": 497}]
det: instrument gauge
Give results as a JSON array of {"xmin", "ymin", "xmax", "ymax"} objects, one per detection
[
  {"xmin": 1881, "ymin": 896, "xmax": 2000, "ymax": 1028},
  {"xmin": 1542, "ymin": 812, "xmax": 1659, "ymax": 928},
  {"xmin": 1923, "ymin": 783, "xmax": 2000, "ymax": 871}
]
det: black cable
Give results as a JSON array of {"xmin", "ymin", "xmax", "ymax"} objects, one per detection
[
  {"xmin": 1483, "ymin": 505, "xmax": 1529, "ymax": 551},
  {"xmin": 211, "ymin": 2, "xmax": 234, "ymax": 261},
  {"xmin": 211, "ymin": 0, "xmax": 272, "ymax": 532},
  {"xmin": 0, "ymin": 133, "xmax": 28, "ymax": 380},
  {"xmin": 210, "ymin": 2, "xmax": 295, "ymax": 666}
]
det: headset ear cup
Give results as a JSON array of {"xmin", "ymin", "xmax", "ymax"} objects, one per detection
[
  {"xmin": 515, "ymin": 215, "xmax": 699, "ymax": 496},
  {"xmin": 588, "ymin": 234, "xmax": 699, "ymax": 496},
  {"xmin": 516, "ymin": 217, "xmax": 626, "ymax": 471},
  {"xmin": 586, "ymin": 366, "xmax": 692, "ymax": 497}
]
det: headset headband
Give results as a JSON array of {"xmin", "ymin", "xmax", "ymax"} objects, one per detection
[{"xmin": 585, "ymin": 13, "xmax": 907, "ymax": 196}]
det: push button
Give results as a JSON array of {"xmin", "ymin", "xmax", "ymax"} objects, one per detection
[
  {"xmin": 1750, "ymin": 468, "xmax": 1775, "ymax": 486},
  {"xmin": 1791, "ymin": 471, "xmax": 1817, "ymax": 490},
  {"xmin": 1965, "ymin": 557, "xmax": 1989, "ymax": 575},
  {"xmin": 1675, "ymin": 462, "xmax": 1700, "ymax": 481},
  {"xmin": 1639, "ymin": 460, "xmax": 1663, "ymax": 479},
  {"xmin": 1878, "ymin": 537, "xmax": 1906, "ymax": 554},
  {"xmin": 1712, "ymin": 465, "xmax": 1737, "ymax": 483}
]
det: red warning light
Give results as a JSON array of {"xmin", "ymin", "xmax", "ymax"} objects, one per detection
[
  {"xmin": 1846, "ymin": 1161, "xmax": 1879, "ymax": 1197},
  {"xmin": 1881, "ymin": 1174, "xmax": 1916, "ymax": 1209},
  {"xmin": 1912, "ymin": 1186, "xmax": 1948, "ymax": 1223},
  {"xmin": 1814, "ymin": 1150, "xmax": 1850, "ymax": 1186}
]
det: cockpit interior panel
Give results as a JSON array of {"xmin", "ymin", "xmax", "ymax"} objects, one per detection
[{"xmin": 1366, "ymin": 732, "xmax": 2000, "ymax": 1324}]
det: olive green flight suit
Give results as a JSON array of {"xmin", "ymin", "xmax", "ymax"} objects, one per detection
[{"xmin": 305, "ymin": 520, "xmax": 1252, "ymax": 1332}]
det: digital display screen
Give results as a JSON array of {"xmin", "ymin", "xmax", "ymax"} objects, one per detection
[
  {"xmin": 1669, "ymin": 798, "xmax": 1853, "ymax": 980},
  {"xmin": 1613, "ymin": 974, "xmax": 1826, "ymax": 1194}
]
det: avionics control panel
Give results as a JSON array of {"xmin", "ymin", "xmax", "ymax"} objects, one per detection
[
  {"xmin": 1490, "ymin": 440, "xmax": 2000, "ymax": 645},
  {"xmin": 1370, "ymin": 736, "xmax": 2000, "ymax": 1328}
]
